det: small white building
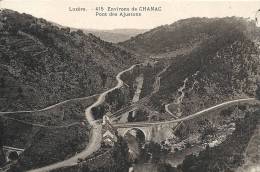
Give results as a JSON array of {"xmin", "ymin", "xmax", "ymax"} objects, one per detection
[{"xmin": 102, "ymin": 115, "xmax": 118, "ymax": 147}]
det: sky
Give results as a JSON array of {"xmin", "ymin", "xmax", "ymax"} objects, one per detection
[{"xmin": 0, "ymin": 0, "xmax": 259, "ymax": 30}]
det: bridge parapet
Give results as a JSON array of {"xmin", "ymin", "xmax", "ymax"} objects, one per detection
[{"xmin": 114, "ymin": 98, "xmax": 259, "ymax": 143}]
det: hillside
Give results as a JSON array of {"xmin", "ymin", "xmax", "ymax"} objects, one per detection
[
  {"xmin": 120, "ymin": 17, "xmax": 258, "ymax": 55},
  {"xmin": 118, "ymin": 17, "xmax": 260, "ymax": 118},
  {"xmin": 1, "ymin": 12, "xmax": 260, "ymax": 171},
  {"xmin": 178, "ymin": 110, "xmax": 259, "ymax": 172},
  {"xmin": 0, "ymin": 9, "xmax": 138, "ymax": 111},
  {"xmin": 152, "ymin": 26, "xmax": 260, "ymax": 117}
]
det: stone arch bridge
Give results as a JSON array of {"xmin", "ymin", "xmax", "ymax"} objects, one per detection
[
  {"xmin": 115, "ymin": 122, "xmax": 179, "ymax": 142},
  {"xmin": 110, "ymin": 98, "xmax": 258, "ymax": 142},
  {"xmin": 2, "ymin": 146, "xmax": 24, "ymax": 162}
]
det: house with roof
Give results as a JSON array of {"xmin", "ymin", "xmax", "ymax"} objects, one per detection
[{"xmin": 102, "ymin": 114, "xmax": 118, "ymax": 147}]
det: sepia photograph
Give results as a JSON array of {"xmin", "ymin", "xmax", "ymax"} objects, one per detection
[{"xmin": 0, "ymin": 0, "xmax": 259, "ymax": 172}]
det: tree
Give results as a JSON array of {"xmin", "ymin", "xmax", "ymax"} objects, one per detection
[
  {"xmin": 181, "ymin": 154, "xmax": 197, "ymax": 172},
  {"xmin": 112, "ymin": 137, "xmax": 130, "ymax": 172},
  {"xmin": 199, "ymin": 119, "xmax": 216, "ymax": 140},
  {"xmin": 140, "ymin": 142, "xmax": 170, "ymax": 163}
]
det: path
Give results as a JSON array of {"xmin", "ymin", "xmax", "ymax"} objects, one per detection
[
  {"xmin": 27, "ymin": 64, "xmax": 139, "ymax": 172},
  {"xmin": 114, "ymin": 98, "xmax": 258, "ymax": 127}
]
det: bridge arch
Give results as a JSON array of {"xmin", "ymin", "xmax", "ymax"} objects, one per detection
[
  {"xmin": 8, "ymin": 151, "xmax": 19, "ymax": 161},
  {"xmin": 122, "ymin": 127, "xmax": 147, "ymax": 142},
  {"xmin": 2, "ymin": 146, "xmax": 24, "ymax": 162}
]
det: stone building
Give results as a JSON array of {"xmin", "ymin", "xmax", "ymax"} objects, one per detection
[{"xmin": 102, "ymin": 115, "xmax": 118, "ymax": 147}]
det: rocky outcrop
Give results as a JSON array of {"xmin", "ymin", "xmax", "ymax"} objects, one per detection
[{"xmin": 177, "ymin": 109, "xmax": 259, "ymax": 172}]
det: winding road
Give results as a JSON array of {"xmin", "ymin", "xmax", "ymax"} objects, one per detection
[
  {"xmin": 2, "ymin": 62, "xmax": 259, "ymax": 172},
  {"xmin": 27, "ymin": 123, "xmax": 102, "ymax": 172},
  {"xmin": 0, "ymin": 94, "xmax": 99, "ymax": 129},
  {"xmin": 0, "ymin": 95, "xmax": 98, "ymax": 115},
  {"xmin": 85, "ymin": 64, "xmax": 139, "ymax": 123},
  {"xmin": 165, "ymin": 104, "xmax": 178, "ymax": 119},
  {"xmin": 0, "ymin": 116, "xmax": 81, "ymax": 129},
  {"xmin": 27, "ymin": 64, "xmax": 139, "ymax": 172},
  {"xmin": 114, "ymin": 98, "xmax": 259, "ymax": 127}
]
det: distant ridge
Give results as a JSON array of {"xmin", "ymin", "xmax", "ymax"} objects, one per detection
[
  {"xmin": 82, "ymin": 28, "xmax": 148, "ymax": 43},
  {"xmin": 120, "ymin": 17, "xmax": 259, "ymax": 55}
]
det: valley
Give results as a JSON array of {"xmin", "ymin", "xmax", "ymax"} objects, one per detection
[{"xmin": 0, "ymin": 9, "xmax": 260, "ymax": 172}]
